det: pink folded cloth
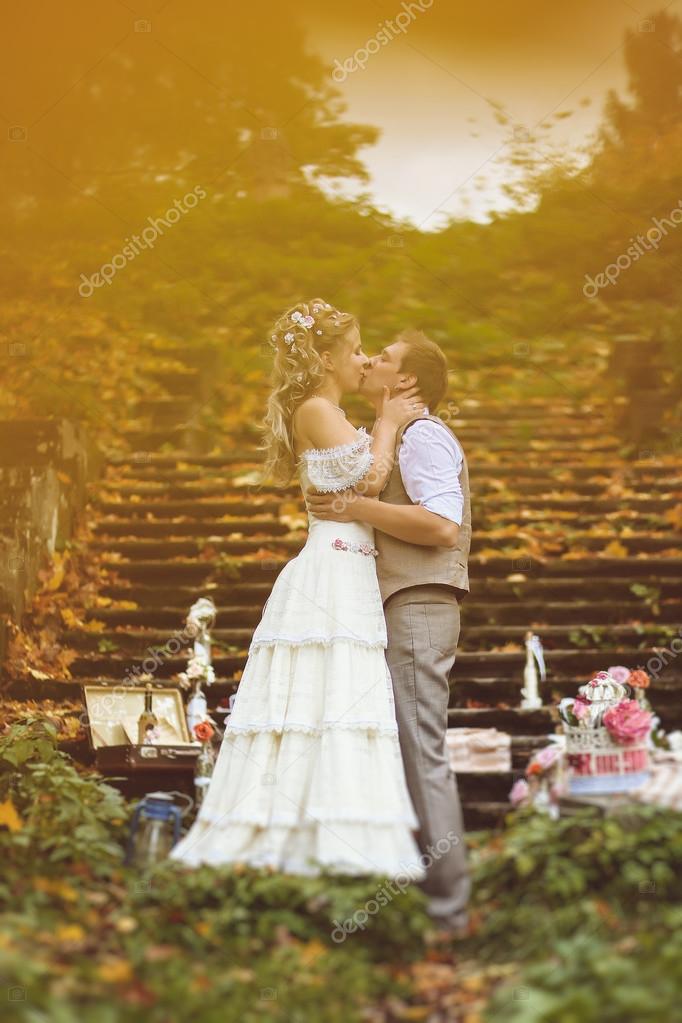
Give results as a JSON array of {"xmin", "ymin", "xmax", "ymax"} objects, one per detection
[
  {"xmin": 445, "ymin": 727, "xmax": 511, "ymax": 773},
  {"xmin": 629, "ymin": 750, "xmax": 682, "ymax": 811}
]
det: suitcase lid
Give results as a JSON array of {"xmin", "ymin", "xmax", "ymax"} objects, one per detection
[{"xmin": 80, "ymin": 682, "xmax": 194, "ymax": 750}]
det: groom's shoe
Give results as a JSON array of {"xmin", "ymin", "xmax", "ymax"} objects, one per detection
[{"xmin": 426, "ymin": 916, "xmax": 470, "ymax": 945}]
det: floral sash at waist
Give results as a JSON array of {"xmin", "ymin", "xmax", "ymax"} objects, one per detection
[{"xmin": 331, "ymin": 537, "xmax": 378, "ymax": 557}]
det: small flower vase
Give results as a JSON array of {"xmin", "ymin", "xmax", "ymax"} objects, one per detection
[
  {"xmin": 531, "ymin": 775, "xmax": 551, "ymax": 815},
  {"xmin": 194, "ymin": 741, "xmax": 216, "ymax": 808},
  {"xmin": 634, "ymin": 688, "xmax": 652, "ymax": 713}
]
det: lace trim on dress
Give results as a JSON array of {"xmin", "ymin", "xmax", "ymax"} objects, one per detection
[
  {"xmin": 224, "ymin": 720, "xmax": 399, "ymax": 736},
  {"xmin": 305, "ymin": 453, "xmax": 374, "ymax": 494},
  {"xmin": 297, "ymin": 425, "xmax": 370, "ymax": 461},
  {"xmin": 249, "ymin": 634, "xmax": 385, "ymax": 650},
  {"xmin": 297, "ymin": 426, "xmax": 375, "ymax": 494},
  {"xmin": 195, "ymin": 809, "xmax": 419, "ymax": 827}
]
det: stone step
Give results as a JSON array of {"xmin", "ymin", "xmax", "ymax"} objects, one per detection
[
  {"xmin": 62, "ymin": 622, "xmax": 682, "ymax": 656},
  {"xmin": 106, "ymin": 432, "xmax": 628, "ymax": 469},
  {"xmin": 117, "ymin": 427, "xmax": 222, "ymax": 453},
  {"xmin": 143, "ymin": 367, "xmax": 201, "ymax": 392},
  {"xmin": 93, "ymin": 518, "xmax": 291, "ymax": 538},
  {"xmin": 456, "ymin": 772, "xmax": 517, "ymax": 803},
  {"xmin": 92, "ymin": 496, "xmax": 679, "ymax": 517},
  {"xmin": 97, "ymin": 576, "xmax": 682, "ymax": 606},
  {"xmin": 93, "ymin": 503, "xmax": 674, "ymax": 527},
  {"xmin": 446, "ymin": 707, "xmax": 556, "ymax": 732},
  {"xmin": 83, "ymin": 598, "xmax": 682, "ymax": 629},
  {"xmin": 463, "ymin": 802, "xmax": 511, "ymax": 831},
  {"xmin": 132, "ymin": 397, "xmax": 195, "ymax": 419},
  {"xmin": 105, "ymin": 407, "xmax": 613, "ymax": 452},
  {"xmin": 451, "ymin": 678, "xmax": 682, "ymax": 710},
  {"xmin": 99, "ymin": 556, "xmax": 682, "ymax": 584},
  {"xmin": 105, "ymin": 459, "xmax": 664, "ymax": 483},
  {"xmin": 9, "ymin": 671, "xmax": 682, "ymax": 704},
  {"xmin": 93, "ymin": 475, "xmax": 681, "ymax": 499},
  {"xmin": 63, "ymin": 645, "xmax": 676, "ymax": 681},
  {"xmin": 91, "ymin": 533, "xmax": 679, "ymax": 560},
  {"xmin": 110, "ymin": 444, "xmax": 641, "ymax": 469},
  {"xmin": 111, "ymin": 444, "xmax": 669, "ymax": 472},
  {"xmin": 93, "ymin": 531, "xmax": 678, "ymax": 556}
]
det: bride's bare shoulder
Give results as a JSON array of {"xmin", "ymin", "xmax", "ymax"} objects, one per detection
[{"xmin": 293, "ymin": 398, "xmax": 358, "ymax": 456}]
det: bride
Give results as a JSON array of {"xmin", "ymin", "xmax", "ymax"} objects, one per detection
[{"xmin": 169, "ymin": 298, "xmax": 427, "ymax": 880}]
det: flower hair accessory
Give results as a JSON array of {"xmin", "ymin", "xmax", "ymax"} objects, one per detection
[
  {"xmin": 291, "ymin": 310, "xmax": 315, "ymax": 329},
  {"xmin": 268, "ymin": 300, "xmax": 336, "ymax": 352}
]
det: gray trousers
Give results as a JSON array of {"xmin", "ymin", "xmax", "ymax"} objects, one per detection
[{"xmin": 384, "ymin": 584, "xmax": 471, "ymax": 927}]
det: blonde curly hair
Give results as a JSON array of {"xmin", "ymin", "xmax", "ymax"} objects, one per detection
[{"xmin": 257, "ymin": 297, "xmax": 358, "ymax": 487}]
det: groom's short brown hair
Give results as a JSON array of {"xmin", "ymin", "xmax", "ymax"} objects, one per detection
[{"xmin": 395, "ymin": 329, "xmax": 449, "ymax": 412}]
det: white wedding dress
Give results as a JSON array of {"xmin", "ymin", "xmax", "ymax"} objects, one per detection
[{"xmin": 169, "ymin": 426, "xmax": 426, "ymax": 880}]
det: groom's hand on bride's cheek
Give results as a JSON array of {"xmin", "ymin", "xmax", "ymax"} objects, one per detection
[{"xmin": 305, "ymin": 487, "xmax": 359, "ymax": 521}]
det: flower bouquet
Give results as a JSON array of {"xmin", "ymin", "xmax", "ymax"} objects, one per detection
[
  {"xmin": 558, "ymin": 669, "xmax": 653, "ymax": 794},
  {"xmin": 509, "ymin": 739, "xmax": 566, "ymax": 818}
]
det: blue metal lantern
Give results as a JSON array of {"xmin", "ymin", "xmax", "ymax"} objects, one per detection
[{"xmin": 124, "ymin": 791, "xmax": 185, "ymax": 868}]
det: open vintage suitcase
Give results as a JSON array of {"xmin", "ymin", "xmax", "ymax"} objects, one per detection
[{"xmin": 81, "ymin": 682, "xmax": 201, "ymax": 800}]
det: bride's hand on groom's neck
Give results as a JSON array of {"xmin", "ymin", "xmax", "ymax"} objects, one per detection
[{"xmin": 379, "ymin": 384, "xmax": 426, "ymax": 430}]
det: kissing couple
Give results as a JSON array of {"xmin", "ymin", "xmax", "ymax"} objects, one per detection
[{"xmin": 170, "ymin": 297, "xmax": 472, "ymax": 935}]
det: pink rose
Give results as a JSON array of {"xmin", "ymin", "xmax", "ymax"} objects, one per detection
[
  {"xmin": 603, "ymin": 700, "xmax": 652, "ymax": 745},
  {"xmin": 573, "ymin": 696, "xmax": 591, "ymax": 721},
  {"xmin": 607, "ymin": 665, "xmax": 631, "ymax": 685},
  {"xmin": 509, "ymin": 778, "xmax": 530, "ymax": 807},
  {"xmin": 533, "ymin": 745, "xmax": 561, "ymax": 771}
]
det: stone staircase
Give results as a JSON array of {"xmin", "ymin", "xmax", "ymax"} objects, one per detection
[{"xmin": 4, "ymin": 358, "xmax": 682, "ymax": 830}]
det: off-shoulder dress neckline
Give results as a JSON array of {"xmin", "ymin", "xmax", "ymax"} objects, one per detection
[{"xmin": 296, "ymin": 425, "xmax": 370, "ymax": 463}]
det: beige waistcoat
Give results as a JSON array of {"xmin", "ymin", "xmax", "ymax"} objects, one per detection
[{"xmin": 374, "ymin": 414, "xmax": 471, "ymax": 604}]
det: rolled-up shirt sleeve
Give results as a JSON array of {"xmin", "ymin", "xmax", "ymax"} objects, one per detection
[{"xmin": 398, "ymin": 420, "xmax": 464, "ymax": 525}]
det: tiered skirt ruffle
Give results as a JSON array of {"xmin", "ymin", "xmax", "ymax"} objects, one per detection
[{"xmin": 169, "ymin": 520, "xmax": 426, "ymax": 880}]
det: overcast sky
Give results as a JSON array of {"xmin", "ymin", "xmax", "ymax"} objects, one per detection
[
  {"xmin": 299, "ymin": 0, "xmax": 670, "ymax": 227},
  {"xmin": 4, "ymin": 0, "xmax": 675, "ymax": 230}
]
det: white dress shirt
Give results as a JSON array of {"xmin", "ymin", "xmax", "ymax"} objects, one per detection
[{"xmin": 396, "ymin": 407, "xmax": 464, "ymax": 525}]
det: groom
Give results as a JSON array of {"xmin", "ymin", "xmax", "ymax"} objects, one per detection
[{"xmin": 305, "ymin": 328, "xmax": 472, "ymax": 935}]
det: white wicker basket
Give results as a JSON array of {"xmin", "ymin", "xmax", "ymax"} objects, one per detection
[{"xmin": 565, "ymin": 724, "xmax": 650, "ymax": 794}]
